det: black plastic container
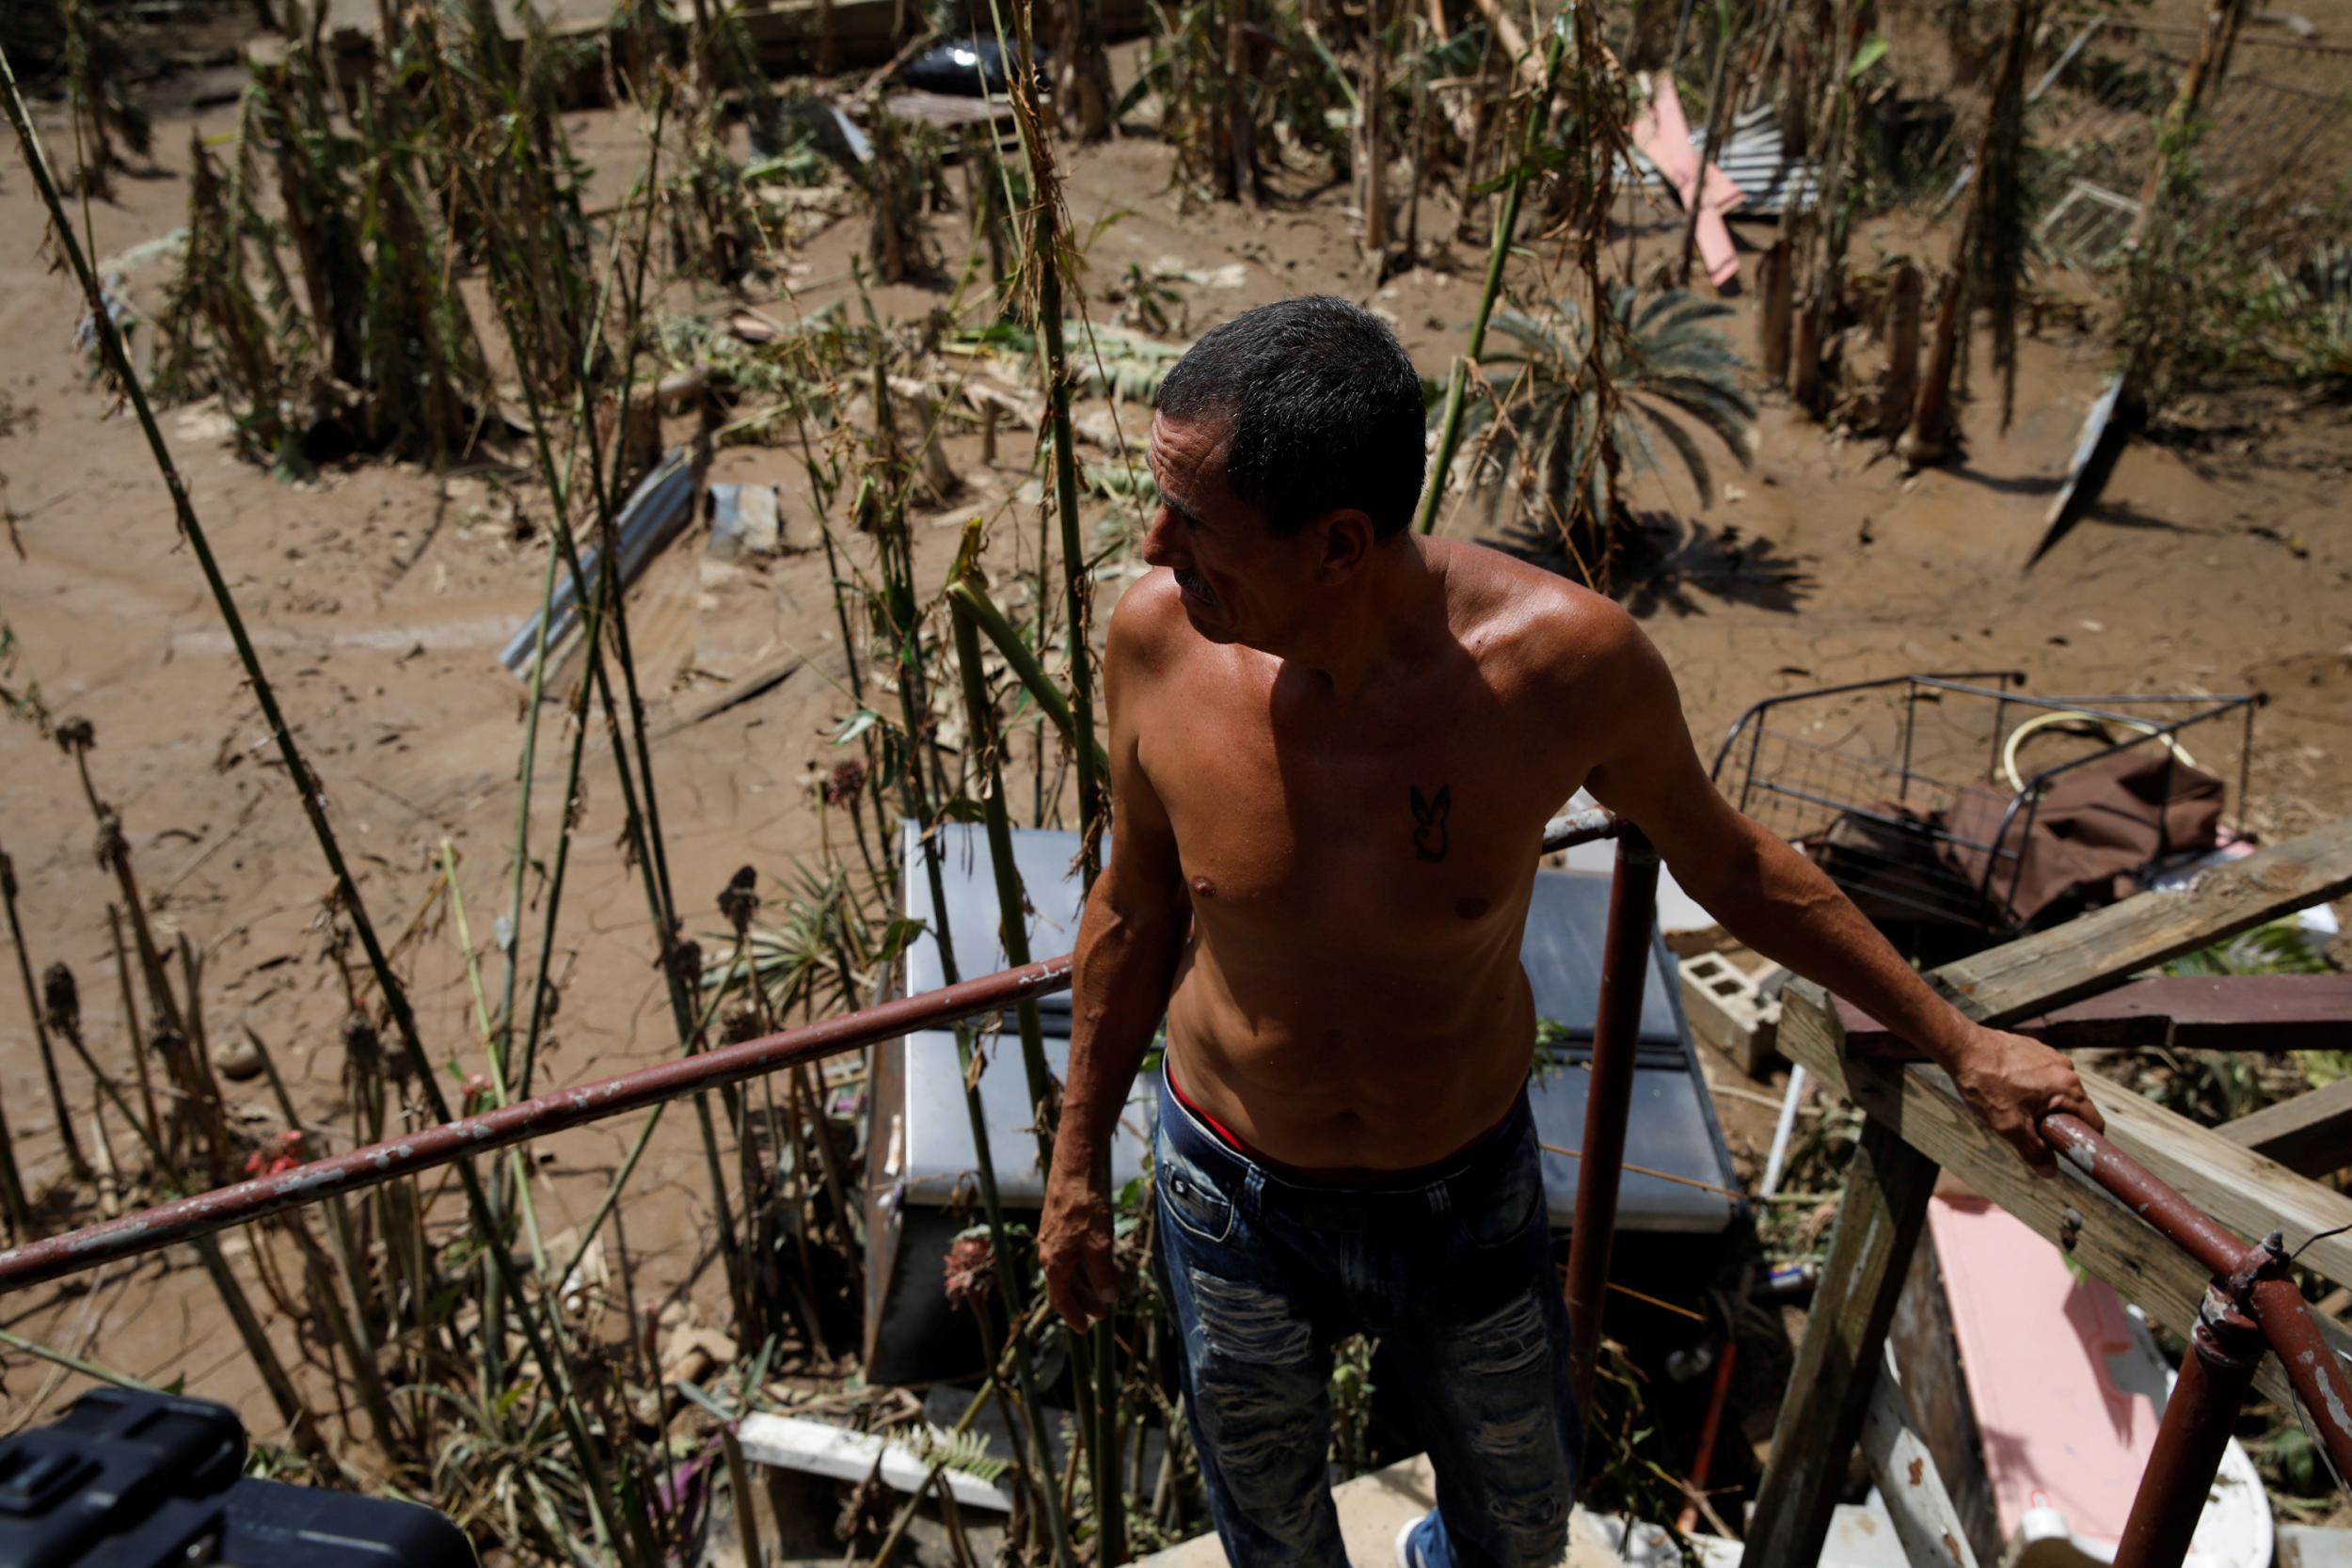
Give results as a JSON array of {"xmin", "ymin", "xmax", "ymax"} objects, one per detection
[{"xmin": 0, "ymin": 1388, "xmax": 473, "ymax": 1568}]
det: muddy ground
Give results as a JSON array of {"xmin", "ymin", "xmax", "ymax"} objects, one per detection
[{"xmin": 2, "ymin": 28, "xmax": 2349, "ymax": 1505}]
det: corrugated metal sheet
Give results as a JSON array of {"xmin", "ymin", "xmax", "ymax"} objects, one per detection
[{"xmin": 1626, "ymin": 103, "xmax": 1824, "ymax": 217}]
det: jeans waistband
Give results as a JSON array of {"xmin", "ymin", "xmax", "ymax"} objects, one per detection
[{"xmin": 1154, "ymin": 1068, "xmax": 1533, "ymax": 1221}]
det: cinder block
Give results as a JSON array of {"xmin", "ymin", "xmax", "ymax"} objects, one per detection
[{"xmin": 1680, "ymin": 951, "xmax": 1784, "ymax": 1079}]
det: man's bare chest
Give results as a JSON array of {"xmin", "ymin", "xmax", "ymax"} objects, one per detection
[{"xmin": 1138, "ymin": 683, "xmax": 1559, "ymax": 931}]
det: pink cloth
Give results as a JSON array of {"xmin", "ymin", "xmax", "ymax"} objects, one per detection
[{"xmin": 1630, "ymin": 75, "xmax": 1745, "ymax": 287}]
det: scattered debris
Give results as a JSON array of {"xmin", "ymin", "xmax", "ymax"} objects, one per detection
[
  {"xmin": 707, "ymin": 483, "xmax": 785, "ymax": 561},
  {"xmin": 1678, "ymin": 951, "xmax": 1783, "ymax": 1078},
  {"xmin": 897, "ymin": 37, "xmax": 1045, "ymax": 98},
  {"xmin": 735, "ymin": 1414, "xmax": 1015, "ymax": 1512},
  {"xmin": 498, "ymin": 448, "xmax": 695, "ymax": 677},
  {"xmin": 1630, "ymin": 75, "xmax": 1744, "ymax": 286},
  {"xmin": 1626, "ymin": 101, "xmax": 1823, "ymax": 219}
]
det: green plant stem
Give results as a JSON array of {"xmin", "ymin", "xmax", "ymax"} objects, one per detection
[
  {"xmin": 444, "ymin": 841, "xmax": 567, "ymax": 1386},
  {"xmin": 949, "ymin": 572, "xmax": 1059, "ymax": 1172},
  {"xmin": 457, "ymin": 99, "xmax": 755, "ymax": 1338},
  {"xmin": 1005, "ymin": 20, "xmax": 1120, "ymax": 1542},
  {"xmin": 0, "ymin": 53, "xmax": 651, "ymax": 1568},
  {"xmin": 879, "ymin": 488, "xmax": 1076, "ymax": 1568},
  {"xmin": 1035, "ymin": 208, "xmax": 1104, "ymax": 889},
  {"xmin": 0, "ymin": 1325, "xmax": 165, "ymax": 1393},
  {"xmin": 0, "ymin": 1087, "xmax": 29, "ymax": 1237},
  {"xmin": 1416, "ymin": 24, "xmax": 1567, "ymax": 535},
  {"xmin": 946, "ymin": 578, "xmax": 1112, "ymax": 781},
  {"xmin": 550, "ymin": 938, "xmax": 741, "ymax": 1317},
  {"xmin": 1, "ymin": 842, "xmax": 90, "ymax": 1181},
  {"xmin": 238, "ymin": 1023, "xmax": 405, "ymax": 1452}
]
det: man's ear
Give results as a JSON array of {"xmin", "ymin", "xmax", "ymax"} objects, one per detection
[{"xmin": 1313, "ymin": 508, "xmax": 1376, "ymax": 582}]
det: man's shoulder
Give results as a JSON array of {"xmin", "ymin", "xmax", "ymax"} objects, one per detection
[
  {"xmin": 1432, "ymin": 538, "xmax": 1642, "ymax": 691},
  {"xmin": 1106, "ymin": 569, "xmax": 1194, "ymax": 679}
]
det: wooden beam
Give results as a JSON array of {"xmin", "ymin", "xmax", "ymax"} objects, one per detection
[
  {"xmin": 1889, "ymin": 1233, "xmax": 2001, "ymax": 1566},
  {"xmin": 1861, "ymin": 1341, "xmax": 1979, "ymax": 1568},
  {"xmin": 2217, "ymin": 1077, "xmax": 2352, "ymax": 1179},
  {"xmin": 2082, "ymin": 1069, "xmax": 2352, "ymax": 1289},
  {"xmin": 1836, "ymin": 974, "xmax": 2352, "ymax": 1056},
  {"xmin": 1780, "ymin": 982, "xmax": 2350, "ymax": 1410},
  {"xmin": 1928, "ymin": 819, "xmax": 2352, "ymax": 1025},
  {"xmin": 1743, "ymin": 1116, "xmax": 1939, "ymax": 1568}
]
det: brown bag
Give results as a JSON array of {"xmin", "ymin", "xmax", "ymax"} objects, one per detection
[{"xmin": 1940, "ymin": 748, "xmax": 2223, "ymax": 927}]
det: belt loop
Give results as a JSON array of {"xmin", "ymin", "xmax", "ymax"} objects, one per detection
[
  {"xmin": 1245, "ymin": 1165, "xmax": 1266, "ymax": 1220},
  {"xmin": 1427, "ymin": 1181, "xmax": 1451, "ymax": 1218}
]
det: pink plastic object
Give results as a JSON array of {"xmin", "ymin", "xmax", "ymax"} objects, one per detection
[
  {"xmin": 1927, "ymin": 1195, "xmax": 2156, "ymax": 1548},
  {"xmin": 1629, "ymin": 75, "xmax": 1746, "ymax": 287}
]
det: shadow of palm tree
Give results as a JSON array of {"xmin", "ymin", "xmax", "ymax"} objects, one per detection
[{"xmin": 1486, "ymin": 510, "xmax": 1818, "ymax": 616}]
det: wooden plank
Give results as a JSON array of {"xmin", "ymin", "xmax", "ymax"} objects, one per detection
[
  {"xmin": 2080, "ymin": 1065, "xmax": 2352, "ymax": 1289},
  {"xmin": 2217, "ymin": 1077, "xmax": 2352, "ymax": 1179},
  {"xmin": 1836, "ymin": 974, "xmax": 2352, "ymax": 1056},
  {"xmin": 1860, "ymin": 1341, "xmax": 1979, "ymax": 1568},
  {"xmin": 1928, "ymin": 819, "xmax": 2352, "ymax": 1025},
  {"xmin": 1779, "ymin": 982, "xmax": 2348, "ymax": 1410},
  {"xmin": 1744, "ymin": 1115, "xmax": 1938, "ymax": 1568},
  {"xmin": 653, "ymin": 653, "xmax": 803, "ymax": 739},
  {"xmin": 1889, "ymin": 1232, "xmax": 2001, "ymax": 1567}
]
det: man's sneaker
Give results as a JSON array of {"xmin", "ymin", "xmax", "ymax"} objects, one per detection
[{"xmin": 1395, "ymin": 1508, "xmax": 1448, "ymax": 1568}]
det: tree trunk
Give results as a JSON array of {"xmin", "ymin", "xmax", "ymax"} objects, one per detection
[
  {"xmin": 1880, "ymin": 259, "xmax": 1921, "ymax": 437},
  {"xmin": 1403, "ymin": 25, "xmax": 1429, "ymax": 259},
  {"xmin": 1900, "ymin": 270, "xmax": 1963, "ymax": 467},
  {"xmin": 1057, "ymin": 0, "xmax": 1115, "ymax": 141},
  {"xmin": 1758, "ymin": 238, "xmax": 1793, "ymax": 384},
  {"xmin": 1359, "ymin": 0, "xmax": 1388, "ymax": 257},
  {"xmin": 1222, "ymin": 0, "xmax": 1256, "ymax": 203},
  {"xmin": 1789, "ymin": 288, "xmax": 1824, "ymax": 410}
]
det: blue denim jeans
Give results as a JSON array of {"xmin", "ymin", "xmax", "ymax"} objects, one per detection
[{"xmin": 1153, "ymin": 1069, "xmax": 1585, "ymax": 1568}]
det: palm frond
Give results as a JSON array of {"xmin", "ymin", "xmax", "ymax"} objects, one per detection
[{"xmin": 1434, "ymin": 283, "xmax": 1757, "ymax": 550}]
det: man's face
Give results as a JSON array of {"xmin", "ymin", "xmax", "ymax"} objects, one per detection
[{"xmin": 1142, "ymin": 412, "xmax": 1321, "ymax": 651}]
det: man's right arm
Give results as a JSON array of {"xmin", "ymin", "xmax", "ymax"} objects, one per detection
[{"xmin": 1040, "ymin": 582, "xmax": 1192, "ymax": 1328}]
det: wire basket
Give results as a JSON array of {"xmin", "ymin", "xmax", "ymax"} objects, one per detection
[{"xmin": 1709, "ymin": 673, "xmax": 2263, "ymax": 958}]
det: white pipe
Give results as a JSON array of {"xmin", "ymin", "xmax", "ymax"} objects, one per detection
[{"xmin": 1759, "ymin": 1063, "xmax": 1807, "ymax": 1198}]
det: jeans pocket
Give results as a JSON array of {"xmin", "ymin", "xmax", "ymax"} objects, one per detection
[
  {"xmin": 1462, "ymin": 1145, "xmax": 1544, "ymax": 1249},
  {"xmin": 1157, "ymin": 1142, "xmax": 1236, "ymax": 1246}
]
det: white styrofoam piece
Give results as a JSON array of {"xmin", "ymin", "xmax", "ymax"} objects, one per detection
[{"xmin": 736, "ymin": 1413, "xmax": 1013, "ymax": 1512}]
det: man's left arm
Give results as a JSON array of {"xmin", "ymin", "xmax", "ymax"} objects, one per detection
[{"xmin": 1574, "ymin": 608, "xmax": 2104, "ymax": 1173}]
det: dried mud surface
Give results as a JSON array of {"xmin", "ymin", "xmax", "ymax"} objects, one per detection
[{"xmin": 2, "ymin": 68, "xmax": 2349, "ymax": 1447}]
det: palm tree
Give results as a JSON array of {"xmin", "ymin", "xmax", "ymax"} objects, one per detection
[{"xmin": 1454, "ymin": 283, "xmax": 1757, "ymax": 578}]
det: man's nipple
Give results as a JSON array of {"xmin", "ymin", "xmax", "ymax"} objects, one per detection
[{"xmin": 1191, "ymin": 875, "xmax": 1217, "ymax": 898}]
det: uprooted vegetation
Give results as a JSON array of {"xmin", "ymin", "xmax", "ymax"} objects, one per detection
[{"xmin": 4, "ymin": 0, "xmax": 2352, "ymax": 1559}]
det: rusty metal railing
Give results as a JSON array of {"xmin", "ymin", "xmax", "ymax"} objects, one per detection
[
  {"xmin": 0, "ymin": 812, "xmax": 1640, "ymax": 1345},
  {"xmin": 2036, "ymin": 1114, "xmax": 2352, "ymax": 1568}
]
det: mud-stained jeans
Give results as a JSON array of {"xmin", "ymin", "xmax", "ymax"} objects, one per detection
[{"xmin": 1152, "ymin": 1069, "xmax": 1584, "ymax": 1568}]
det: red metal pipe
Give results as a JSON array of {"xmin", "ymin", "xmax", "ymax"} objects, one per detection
[
  {"xmin": 0, "ymin": 955, "xmax": 1074, "ymax": 1296},
  {"xmin": 2039, "ymin": 1113, "xmax": 2248, "ymax": 1278},
  {"xmin": 0, "ymin": 813, "xmax": 1630, "ymax": 1301},
  {"xmin": 2112, "ymin": 1291, "xmax": 2266, "ymax": 1568},
  {"xmin": 2250, "ymin": 1275, "xmax": 2352, "ymax": 1485},
  {"xmin": 1565, "ymin": 824, "xmax": 1661, "ymax": 1415}
]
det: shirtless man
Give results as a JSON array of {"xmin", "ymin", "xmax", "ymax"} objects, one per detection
[{"xmin": 1038, "ymin": 296, "xmax": 2102, "ymax": 1568}]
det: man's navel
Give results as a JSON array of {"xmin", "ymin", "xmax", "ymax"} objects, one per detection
[{"xmin": 1454, "ymin": 895, "xmax": 1492, "ymax": 921}]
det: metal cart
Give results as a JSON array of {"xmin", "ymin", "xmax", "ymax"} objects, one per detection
[{"xmin": 1708, "ymin": 673, "xmax": 2262, "ymax": 952}]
